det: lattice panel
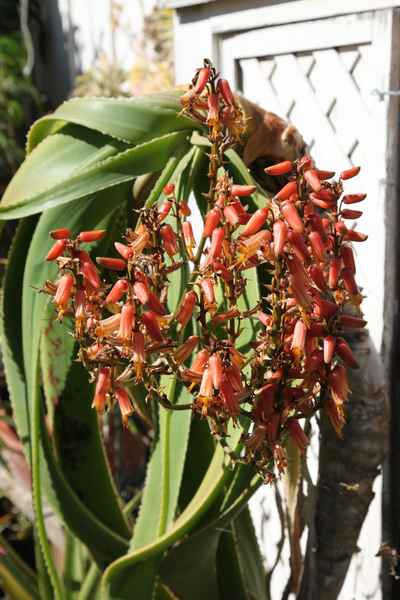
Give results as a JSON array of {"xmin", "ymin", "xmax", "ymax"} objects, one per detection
[{"xmin": 239, "ymin": 43, "xmax": 372, "ymax": 171}]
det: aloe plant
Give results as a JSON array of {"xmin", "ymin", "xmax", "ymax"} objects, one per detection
[{"xmin": 0, "ymin": 61, "xmax": 367, "ymax": 599}]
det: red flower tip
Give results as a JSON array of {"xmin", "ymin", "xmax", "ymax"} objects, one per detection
[
  {"xmin": 78, "ymin": 230, "xmax": 106, "ymax": 243},
  {"xmin": 105, "ymin": 279, "xmax": 129, "ymax": 304},
  {"xmin": 340, "ymin": 166, "xmax": 361, "ymax": 180},
  {"xmin": 202, "ymin": 208, "xmax": 221, "ymax": 238},
  {"xmin": 50, "ymin": 228, "xmax": 71, "ymax": 240},
  {"xmin": 241, "ymin": 207, "xmax": 269, "ymax": 237},
  {"xmin": 163, "ymin": 183, "xmax": 175, "ymax": 196},
  {"xmin": 264, "ymin": 160, "xmax": 293, "ymax": 176},
  {"xmin": 274, "ymin": 180, "xmax": 297, "ymax": 201},
  {"xmin": 217, "ymin": 78, "xmax": 235, "ymax": 106},
  {"xmin": 96, "ymin": 257, "xmax": 126, "ymax": 271},
  {"xmin": 231, "ymin": 184, "xmax": 256, "ymax": 197},
  {"xmin": 46, "ymin": 239, "xmax": 67, "ymax": 261}
]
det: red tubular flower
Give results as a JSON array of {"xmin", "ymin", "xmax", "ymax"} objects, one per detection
[
  {"xmin": 345, "ymin": 230, "xmax": 368, "ymax": 243},
  {"xmin": 273, "ymin": 220, "xmax": 288, "ymax": 256},
  {"xmin": 239, "ymin": 230, "xmax": 271, "ymax": 260},
  {"xmin": 194, "ymin": 67, "xmax": 210, "ymax": 93},
  {"xmin": 211, "ymin": 308, "xmax": 240, "ymax": 326},
  {"xmin": 92, "ymin": 367, "xmax": 111, "ymax": 413},
  {"xmin": 308, "ymin": 230, "xmax": 326, "ymax": 260},
  {"xmin": 202, "ymin": 208, "xmax": 221, "ymax": 238},
  {"xmin": 115, "ymin": 386, "xmax": 133, "ymax": 425},
  {"xmin": 291, "ymin": 320, "xmax": 307, "ymax": 359},
  {"xmin": 341, "ymin": 209, "xmax": 363, "ymax": 219},
  {"xmin": 287, "ymin": 256, "xmax": 312, "ymax": 308},
  {"xmin": 281, "ymin": 201, "xmax": 304, "ymax": 233},
  {"xmin": 141, "ymin": 311, "xmax": 163, "ymax": 341},
  {"xmin": 308, "ymin": 322, "xmax": 326, "ymax": 336},
  {"xmin": 308, "ymin": 214, "xmax": 326, "ymax": 240},
  {"xmin": 220, "ymin": 376, "xmax": 240, "ymax": 417},
  {"xmin": 207, "ymin": 93, "xmax": 219, "ymax": 125},
  {"xmin": 336, "ymin": 337, "xmax": 359, "ymax": 368},
  {"xmin": 133, "ymin": 281, "xmax": 150, "ymax": 305},
  {"xmin": 209, "ymin": 352, "xmax": 223, "ymax": 389},
  {"xmin": 342, "ymin": 193, "xmax": 367, "ymax": 205},
  {"xmin": 199, "ymin": 367, "xmax": 213, "ymax": 399},
  {"xmin": 341, "ymin": 245, "xmax": 356, "ymax": 274},
  {"xmin": 207, "ymin": 227, "xmax": 225, "ymax": 262},
  {"xmin": 337, "ymin": 314, "xmax": 367, "ymax": 329},
  {"xmin": 106, "ymin": 279, "xmax": 129, "ymax": 304},
  {"xmin": 147, "ymin": 292, "xmax": 166, "ymax": 315},
  {"xmin": 132, "ymin": 331, "xmax": 145, "ymax": 379},
  {"xmin": 315, "ymin": 169, "xmax": 335, "ymax": 180},
  {"xmin": 46, "ymin": 239, "xmax": 67, "ymax": 261},
  {"xmin": 118, "ymin": 302, "xmax": 135, "ymax": 341},
  {"xmin": 274, "ymin": 180, "xmax": 297, "ymax": 201},
  {"xmin": 212, "ymin": 260, "xmax": 232, "ymax": 281},
  {"xmin": 241, "ymin": 207, "xmax": 269, "ymax": 237},
  {"xmin": 313, "ymin": 295, "xmax": 339, "ymax": 318},
  {"xmin": 114, "ymin": 242, "xmax": 133, "ymax": 260},
  {"xmin": 217, "ymin": 78, "xmax": 235, "ymax": 105},
  {"xmin": 96, "ymin": 313, "xmax": 121, "ymax": 337},
  {"xmin": 342, "ymin": 267, "xmax": 358, "ymax": 296},
  {"xmin": 179, "ymin": 202, "xmax": 191, "ymax": 217},
  {"xmin": 191, "ymin": 349, "xmax": 210, "ymax": 375},
  {"xmin": 323, "ymin": 335, "xmax": 336, "ymax": 364},
  {"xmin": 54, "ymin": 273, "xmax": 74, "ymax": 309},
  {"xmin": 311, "ymin": 195, "xmax": 336, "ymax": 210},
  {"xmin": 254, "ymin": 384, "xmax": 275, "ymax": 421},
  {"xmin": 174, "ymin": 336, "xmax": 199, "ymax": 364},
  {"xmin": 264, "ymin": 160, "xmax": 293, "ymax": 176},
  {"xmin": 309, "ymin": 264, "xmax": 328, "ymax": 292},
  {"xmin": 340, "ymin": 166, "xmax": 360, "ymax": 180},
  {"xmin": 182, "ymin": 221, "xmax": 196, "ymax": 257},
  {"xmin": 158, "ymin": 200, "xmax": 173, "ymax": 221},
  {"xmin": 200, "ymin": 278, "xmax": 216, "ymax": 308},
  {"xmin": 78, "ymin": 230, "xmax": 106, "ymax": 243},
  {"xmin": 224, "ymin": 203, "xmax": 242, "ymax": 226},
  {"xmin": 329, "ymin": 364, "xmax": 349, "ymax": 403},
  {"xmin": 231, "ymin": 184, "xmax": 256, "ymax": 197},
  {"xmin": 328, "ymin": 257, "xmax": 342, "ymax": 289},
  {"xmin": 304, "ymin": 169, "xmax": 321, "ymax": 193},
  {"xmin": 160, "ymin": 224, "xmax": 178, "ymax": 257},
  {"xmin": 176, "ymin": 291, "xmax": 197, "ymax": 328},
  {"xmin": 286, "ymin": 419, "xmax": 309, "ymax": 453},
  {"xmin": 306, "ymin": 349, "xmax": 324, "ymax": 372},
  {"xmin": 50, "ymin": 228, "xmax": 71, "ymax": 240},
  {"xmin": 96, "ymin": 257, "xmax": 126, "ymax": 271},
  {"xmin": 288, "ymin": 231, "xmax": 310, "ymax": 262}
]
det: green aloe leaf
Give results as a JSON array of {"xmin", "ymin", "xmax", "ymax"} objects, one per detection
[
  {"xmin": 0, "ymin": 216, "xmax": 38, "ymax": 458},
  {"xmin": 0, "ymin": 533, "xmax": 40, "ymax": 600},
  {"xmin": 0, "ymin": 130, "xmax": 191, "ymax": 219},
  {"xmin": 28, "ymin": 93, "xmax": 200, "ymax": 151}
]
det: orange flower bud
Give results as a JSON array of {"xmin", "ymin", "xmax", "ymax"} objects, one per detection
[
  {"xmin": 160, "ymin": 224, "xmax": 178, "ymax": 257},
  {"xmin": 147, "ymin": 292, "xmax": 166, "ymax": 315},
  {"xmin": 345, "ymin": 230, "xmax": 368, "ymax": 242},
  {"xmin": 291, "ymin": 320, "xmax": 307, "ymax": 359},
  {"xmin": 313, "ymin": 295, "xmax": 338, "ymax": 318},
  {"xmin": 158, "ymin": 200, "xmax": 173, "ymax": 221},
  {"xmin": 224, "ymin": 203, "xmax": 242, "ymax": 226},
  {"xmin": 273, "ymin": 220, "xmax": 288, "ymax": 256},
  {"xmin": 323, "ymin": 335, "xmax": 336, "ymax": 363},
  {"xmin": 132, "ymin": 331, "xmax": 145, "ymax": 380},
  {"xmin": 118, "ymin": 302, "xmax": 135, "ymax": 341},
  {"xmin": 163, "ymin": 183, "xmax": 175, "ymax": 196},
  {"xmin": 342, "ymin": 267, "xmax": 358, "ymax": 296},
  {"xmin": 309, "ymin": 264, "xmax": 328, "ymax": 292},
  {"xmin": 199, "ymin": 367, "xmax": 213, "ymax": 399},
  {"xmin": 92, "ymin": 367, "xmax": 111, "ymax": 413},
  {"xmin": 288, "ymin": 231, "xmax": 309, "ymax": 262},
  {"xmin": 340, "ymin": 166, "xmax": 360, "ymax": 180},
  {"xmin": 327, "ymin": 257, "xmax": 340, "ymax": 290},
  {"xmin": 329, "ymin": 364, "xmax": 349, "ymax": 403},
  {"xmin": 217, "ymin": 78, "xmax": 235, "ymax": 105},
  {"xmin": 207, "ymin": 93, "xmax": 219, "ymax": 126},
  {"xmin": 342, "ymin": 193, "xmax": 367, "ymax": 205},
  {"xmin": 176, "ymin": 291, "xmax": 197, "ymax": 328},
  {"xmin": 50, "ymin": 228, "xmax": 71, "ymax": 240},
  {"xmin": 191, "ymin": 349, "xmax": 210, "ymax": 375},
  {"xmin": 281, "ymin": 201, "xmax": 304, "ymax": 233},
  {"xmin": 211, "ymin": 308, "xmax": 240, "ymax": 326},
  {"xmin": 264, "ymin": 160, "xmax": 293, "ymax": 176},
  {"xmin": 46, "ymin": 239, "xmax": 67, "ymax": 261},
  {"xmin": 220, "ymin": 377, "xmax": 240, "ymax": 416},
  {"xmin": 194, "ymin": 67, "xmax": 210, "ymax": 93},
  {"xmin": 141, "ymin": 311, "xmax": 163, "ymax": 341},
  {"xmin": 341, "ymin": 209, "xmax": 362, "ymax": 219},
  {"xmin": 200, "ymin": 278, "xmax": 216, "ymax": 308},
  {"xmin": 315, "ymin": 169, "xmax": 335, "ymax": 180},
  {"xmin": 304, "ymin": 169, "xmax": 321, "ymax": 193},
  {"xmin": 202, "ymin": 208, "xmax": 221, "ymax": 238},
  {"xmin": 133, "ymin": 281, "xmax": 150, "ymax": 305},
  {"xmin": 208, "ymin": 228, "xmax": 224, "ymax": 261},
  {"xmin": 337, "ymin": 314, "xmax": 366, "ymax": 329},
  {"xmin": 174, "ymin": 336, "xmax": 199, "ymax": 364},
  {"xmin": 96, "ymin": 313, "xmax": 121, "ymax": 337},
  {"xmin": 231, "ymin": 184, "xmax": 256, "ymax": 197},
  {"xmin": 308, "ymin": 230, "xmax": 326, "ymax": 260},
  {"xmin": 179, "ymin": 202, "xmax": 191, "ymax": 217},
  {"xmin": 96, "ymin": 257, "xmax": 126, "ymax": 271},
  {"xmin": 78, "ymin": 230, "xmax": 106, "ymax": 243},
  {"xmin": 241, "ymin": 207, "xmax": 269, "ymax": 237},
  {"xmin": 209, "ymin": 352, "xmax": 223, "ymax": 389},
  {"xmin": 341, "ymin": 245, "xmax": 356, "ymax": 274},
  {"xmin": 106, "ymin": 279, "xmax": 129, "ymax": 304},
  {"xmin": 115, "ymin": 386, "xmax": 133, "ymax": 426},
  {"xmin": 114, "ymin": 242, "xmax": 132, "ymax": 260},
  {"xmin": 54, "ymin": 273, "xmax": 74, "ymax": 309},
  {"xmin": 336, "ymin": 337, "xmax": 359, "ymax": 368},
  {"xmin": 274, "ymin": 181, "xmax": 297, "ymax": 201},
  {"xmin": 182, "ymin": 221, "xmax": 196, "ymax": 256}
]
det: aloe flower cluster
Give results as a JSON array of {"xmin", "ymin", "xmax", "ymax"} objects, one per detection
[{"xmin": 42, "ymin": 61, "xmax": 367, "ymax": 480}]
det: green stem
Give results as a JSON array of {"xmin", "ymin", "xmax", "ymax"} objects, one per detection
[
  {"xmin": 123, "ymin": 490, "xmax": 143, "ymax": 517},
  {"xmin": 77, "ymin": 563, "xmax": 100, "ymax": 600},
  {"xmin": 144, "ymin": 153, "xmax": 184, "ymax": 210}
]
